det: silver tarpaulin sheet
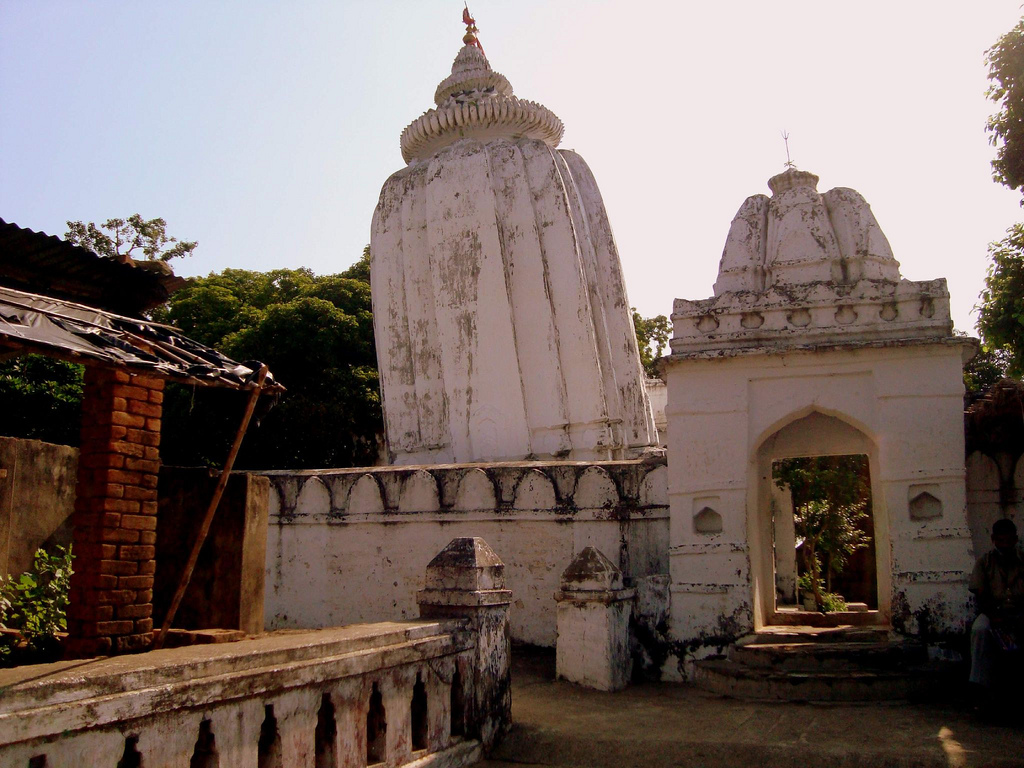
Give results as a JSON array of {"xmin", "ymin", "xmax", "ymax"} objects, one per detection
[{"xmin": 0, "ymin": 284, "xmax": 279, "ymax": 391}]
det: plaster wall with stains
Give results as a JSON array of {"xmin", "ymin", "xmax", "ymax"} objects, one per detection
[
  {"xmin": 663, "ymin": 169, "xmax": 976, "ymax": 654},
  {"xmin": 261, "ymin": 461, "xmax": 668, "ymax": 648}
]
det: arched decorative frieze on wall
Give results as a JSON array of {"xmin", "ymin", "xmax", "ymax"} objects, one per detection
[
  {"xmin": 640, "ymin": 465, "xmax": 669, "ymax": 508},
  {"xmin": 573, "ymin": 466, "xmax": 618, "ymax": 514},
  {"xmin": 261, "ymin": 460, "xmax": 669, "ymax": 647},
  {"xmin": 347, "ymin": 474, "xmax": 386, "ymax": 516},
  {"xmin": 295, "ymin": 476, "xmax": 331, "ymax": 518},
  {"xmin": 453, "ymin": 468, "xmax": 498, "ymax": 512},
  {"xmin": 513, "ymin": 469, "xmax": 558, "ymax": 511},
  {"xmin": 399, "ymin": 470, "xmax": 441, "ymax": 513}
]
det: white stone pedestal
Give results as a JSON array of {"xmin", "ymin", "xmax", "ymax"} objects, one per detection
[{"xmin": 554, "ymin": 547, "xmax": 635, "ymax": 692}]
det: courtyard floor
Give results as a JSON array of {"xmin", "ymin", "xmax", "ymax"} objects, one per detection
[{"xmin": 481, "ymin": 650, "xmax": 1023, "ymax": 768}]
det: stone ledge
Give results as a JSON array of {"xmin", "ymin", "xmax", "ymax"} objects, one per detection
[
  {"xmin": 553, "ymin": 588, "xmax": 636, "ymax": 605},
  {"xmin": 418, "ymin": 589, "xmax": 513, "ymax": 608},
  {"xmin": 0, "ymin": 622, "xmax": 469, "ymax": 730},
  {"xmin": 407, "ymin": 738, "xmax": 482, "ymax": 768},
  {"xmin": 665, "ymin": 334, "xmax": 972, "ymax": 363}
]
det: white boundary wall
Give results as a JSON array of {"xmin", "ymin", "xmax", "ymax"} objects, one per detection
[{"xmin": 261, "ymin": 461, "xmax": 669, "ymax": 647}]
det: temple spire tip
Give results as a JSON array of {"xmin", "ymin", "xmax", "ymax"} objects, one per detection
[{"xmin": 462, "ymin": 4, "xmax": 486, "ymax": 58}]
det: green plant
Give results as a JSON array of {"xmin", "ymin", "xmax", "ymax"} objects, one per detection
[
  {"xmin": 819, "ymin": 592, "xmax": 848, "ymax": 613},
  {"xmin": 0, "ymin": 545, "xmax": 74, "ymax": 665},
  {"xmin": 796, "ymin": 572, "xmax": 847, "ymax": 613},
  {"xmin": 774, "ymin": 456, "xmax": 871, "ymax": 609},
  {"xmin": 797, "ymin": 571, "xmax": 819, "ymax": 594}
]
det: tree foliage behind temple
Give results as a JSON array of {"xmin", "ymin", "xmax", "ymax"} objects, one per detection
[
  {"xmin": 975, "ymin": 16, "xmax": 1024, "ymax": 385},
  {"xmin": 154, "ymin": 254, "xmax": 382, "ymax": 470},
  {"xmin": 632, "ymin": 309, "xmax": 670, "ymax": 379},
  {"xmin": 986, "ymin": 16, "xmax": 1024, "ymax": 198},
  {"xmin": 0, "ymin": 356, "xmax": 83, "ymax": 446}
]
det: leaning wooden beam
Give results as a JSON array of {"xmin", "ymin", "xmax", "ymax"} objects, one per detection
[{"xmin": 154, "ymin": 364, "xmax": 270, "ymax": 649}]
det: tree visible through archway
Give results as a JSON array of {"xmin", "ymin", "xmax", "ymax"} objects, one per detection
[{"xmin": 772, "ymin": 454, "xmax": 876, "ymax": 612}]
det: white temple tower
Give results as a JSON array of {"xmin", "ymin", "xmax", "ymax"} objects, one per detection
[{"xmin": 370, "ymin": 16, "xmax": 658, "ymax": 464}]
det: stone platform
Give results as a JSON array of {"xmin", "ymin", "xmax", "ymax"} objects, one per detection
[
  {"xmin": 693, "ymin": 625, "xmax": 948, "ymax": 702},
  {"xmin": 481, "ymin": 650, "xmax": 1024, "ymax": 768}
]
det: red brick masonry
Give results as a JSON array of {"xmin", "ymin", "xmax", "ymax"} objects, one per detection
[{"xmin": 67, "ymin": 366, "xmax": 164, "ymax": 657}]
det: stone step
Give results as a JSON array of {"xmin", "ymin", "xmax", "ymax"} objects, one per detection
[
  {"xmin": 770, "ymin": 609, "xmax": 885, "ymax": 627},
  {"xmin": 693, "ymin": 658, "xmax": 945, "ymax": 702},
  {"xmin": 742, "ymin": 624, "xmax": 891, "ymax": 643},
  {"xmin": 730, "ymin": 639, "xmax": 927, "ymax": 672}
]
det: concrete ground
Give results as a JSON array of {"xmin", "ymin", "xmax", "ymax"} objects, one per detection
[{"xmin": 481, "ymin": 650, "xmax": 1024, "ymax": 768}]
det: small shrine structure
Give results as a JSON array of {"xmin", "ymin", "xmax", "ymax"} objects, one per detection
[{"xmin": 664, "ymin": 167, "xmax": 976, "ymax": 643}]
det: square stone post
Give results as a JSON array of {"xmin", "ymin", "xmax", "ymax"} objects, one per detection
[
  {"xmin": 555, "ymin": 546, "xmax": 635, "ymax": 692},
  {"xmin": 67, "ymin": 366, "xmax": 163, "ymax": 657},
  {"xmin": 417, "ymin": 537, "xmax": 512, "ymax": 751}
]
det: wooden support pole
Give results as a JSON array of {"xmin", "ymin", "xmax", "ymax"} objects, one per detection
[{"xmin": 154, "ymin": 365, "xmax": 269, "ymax": 649}]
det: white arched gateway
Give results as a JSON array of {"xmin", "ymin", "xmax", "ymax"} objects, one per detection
[{"xmin": 663, "ymin": 168, "xmax": 975, "ymax": 651}]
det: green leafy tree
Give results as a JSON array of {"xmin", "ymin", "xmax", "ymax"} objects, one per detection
[
  {"xmin": 976, "ymin": 17, "xmax": 1024, "ymax": 383},
  {"xmin": 632, "ymin": 309, "xmax": 670, "ymax": 379},
  {"xmin": 977, "ymin": 224, "xmax": 1024, "ymax": 377},
  {"xmin": 986, "ymin": 16, "xmax": 1024, "ymax": 198},
  {"xmin": 963, "ymin": 344, "xmax": 1010, "ymax": 398},
  {"xmin": 157, "ymin": 262, "xmax": 381, "ymax": 470},
  {"xmin": 342, "ymin": 245, "xmax": 372, "ymax": 284},
  {"xmin": 65, "ymin": 214, "xmax": 197, "ymax": 262},
  {"xmin": 773, "ymin": 455, "xmax": 871, "ymax": 610},
  {"xmin": 0, "ymin": 356, "xmax": 83, "ymax": 446},
  {"xmin": 0, "ymin": 545, "xmax": 73, "ymax": 666}
]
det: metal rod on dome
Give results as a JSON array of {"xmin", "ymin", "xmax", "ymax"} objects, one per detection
[{"xmin": 462, "ymin": 4, "xmax": 485, "ymax": 57}]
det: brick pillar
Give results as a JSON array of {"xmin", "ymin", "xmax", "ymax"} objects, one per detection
[{"xmin": 66, "ymin": 366, "xmax": 164, "ymax": 657}]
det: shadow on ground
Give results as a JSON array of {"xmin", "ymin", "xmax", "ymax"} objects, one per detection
[{"xmin": 480, "ymin": 648, "xmax": 1023, "ymax": 768}]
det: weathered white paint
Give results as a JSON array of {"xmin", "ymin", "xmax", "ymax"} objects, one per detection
[
  {"xmin": 417, "ymin": 537, "xmax": 512, "ymax": 749},
  {"xmin": 644, "ymin": 378, "xmax": 668, "ymax": 447},
  {"xmin": 1, "ymin": 537, "xmax": 517, "ymax": 767},
  {"xmin": 665, "ymin": 169, "xmax": 976, "ymax": 652},
  {"xmin": 964, "ymin": 449, "xmax": 1022, "ymax": 557},
  {"xmin": 0, "ymin": 623, "xmax": 481, "ymax": 768},
  {"xmin": 371, "ymin": 42, "xmax": 658, "ymax": 465},
  {"xmin": 261, "ymin": 461, "xmax": 669, "ymax": 648},
  {"xmin": 555, "ymin": 547, "xmax": 634, "ymax": 692}
]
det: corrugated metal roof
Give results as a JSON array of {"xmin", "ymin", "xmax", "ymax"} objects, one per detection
[{"xmin": 0, "ymin": 218, "xmax": 185, "ymax": 317}]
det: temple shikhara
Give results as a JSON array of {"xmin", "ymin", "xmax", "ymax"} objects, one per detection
[
  {"xmin": 2, "ymin": 10, "xmax": 1021, "ymax": 767},
  {"xmin": 371, "ymin": 16, "xmax": 658, "ymax": 464}
]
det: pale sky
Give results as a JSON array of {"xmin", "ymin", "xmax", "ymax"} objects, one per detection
[{"xmin": 2, "ymin": 2, "xmax": 1022, "ymax": 334}]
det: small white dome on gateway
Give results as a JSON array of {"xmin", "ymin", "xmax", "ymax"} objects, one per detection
[
  {"xmin": 714, "ymin": 166, "xmax": 902, "ymax": 297},
  {"xmin": 672, "ymin": 165, "xmax": 952, "ymax": 359}
]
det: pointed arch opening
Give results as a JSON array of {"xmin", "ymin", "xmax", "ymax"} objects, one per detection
[
  {"xmin": 258, "ymin": 705, "xmax": 282, "ymax": 768},
  {"xmin": 190, "ymin": 719, "xmax": 219, "ymax": 768},
  {"xmin": 752, "ymin": 410, "xmax": 889, "ymax": 628},
  {"xmin": 411, "ymin": 671, "xmax": 428, "ymax": 751},
  {"xmin": 315, "ymin": 693, "xmax": 338, "ymax": 768},
  {"xmin": 366, "ymin": 682, "xmax": 387, "ymax": 766}
]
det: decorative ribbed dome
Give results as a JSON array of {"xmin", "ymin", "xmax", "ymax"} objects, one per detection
[
  {"xmin": 400, "ymin": 43, "xmax": 564, "ymax": 164},
  {"xmin": 433, "ymin": 44, "xmax": 512, "ymax": 105},
  {"xmin": 767, "ymin": 167, "xmax": 820, "ymax": 195}
]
